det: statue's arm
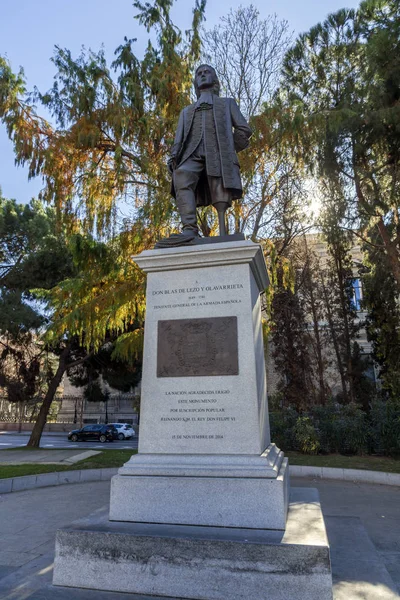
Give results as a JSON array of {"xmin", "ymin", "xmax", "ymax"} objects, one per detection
[
  {"xmin": 169, "ymin": 110, "xmax": 185, "ymax": 170},
  {"xmin": 230, "ymin": 99, "xmax": 252, "ymax": 152}
]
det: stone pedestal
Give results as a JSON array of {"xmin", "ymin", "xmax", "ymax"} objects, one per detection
[
  {"xmin": 53, "ymin": 240, "xmax": 332, "ymax": 599},
  {"xmin": 109, "ymin": 240, "xmax": 288, "ymax": 529},
  {"xmin": 54, "ymin": 488, "xmax": 333, "ymax": 600}
]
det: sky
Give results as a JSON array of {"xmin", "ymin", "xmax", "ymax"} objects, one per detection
[{"xmin": 0, "ymin": 0, "xmax": 360, "ymax": 204}]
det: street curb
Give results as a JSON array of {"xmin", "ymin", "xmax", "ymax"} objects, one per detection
[
  {"xmin": 0, "ymin": 465, "xmax": 399, "ymax": 494},
  {"xmin": 0, "ymin": 467, "xmax": 118, "ymax": 494},
  {"xmin": 290, "ymin": 465, "xmax": 400, "ymax": 486}
]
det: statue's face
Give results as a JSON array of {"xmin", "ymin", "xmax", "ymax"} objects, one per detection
[{"xmin": 195, "ymin": 65, "xmax": 214, "ymax": 91}]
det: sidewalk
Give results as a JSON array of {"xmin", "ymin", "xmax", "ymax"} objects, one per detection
[{"xmin": 0, "ymin": 477, "xmax": 398, "ymax": 599}]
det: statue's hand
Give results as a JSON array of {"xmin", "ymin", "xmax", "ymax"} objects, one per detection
[
  {"xmin": 233, "ymin": 129, "xmax": 250, "ymax": 152},
  {"xmin": 167, "ymin": 157, "xmax": 176, "ymax": 175}
]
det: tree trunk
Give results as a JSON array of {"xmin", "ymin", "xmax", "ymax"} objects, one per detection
[
  {"xmin": 308, "ymin": 277, "xmax": 327, "ymax": 403},
  {"xmin": 26, "ymin": 344, "xmax": 71, "ymax": 448},
  {"xmin": 321, "ymin": 275, "xmax": 348, "ymax": 402},
  {"xmin": 334, "ymin": 252, "xmax": 355, "ymax": 403}
]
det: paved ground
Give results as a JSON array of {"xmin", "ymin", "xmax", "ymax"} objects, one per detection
[{"xmin": 0, "ymin": 476, "xmax": 398, "ymax": 599}]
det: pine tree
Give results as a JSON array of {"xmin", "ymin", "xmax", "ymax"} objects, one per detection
[
  {"xmin": 271, "ymin": 255, "xmax": 316, "ymax": 410},
  {"xmin": 363, "ymin": 231, "xmax": 400, "ymax": 397},
  {"xmin": 279, "ymin": 1, "xmax": 400, "ymax": 290},
  {"xmin": 320, "ymin": 192, "xmax": 360, "ymax": 404}
]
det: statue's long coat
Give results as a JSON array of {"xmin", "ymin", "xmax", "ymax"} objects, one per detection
[{"xmin": 170, "ymin": 96, "xmax": 251, "ymax": 205}]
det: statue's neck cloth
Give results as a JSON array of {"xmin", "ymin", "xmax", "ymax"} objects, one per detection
[{"xmin": 196, "ymin": 90, "xmax": 214, "ymax": 107}]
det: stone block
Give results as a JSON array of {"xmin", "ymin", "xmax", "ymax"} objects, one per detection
[
  {"xmin": 290, "ymin": 465, "xmax": 321, "ymax": 478},
  {"xmin": 58, "ymin": 470, "xmax": 81, "ymax": 485},
  {"xmin": 54, "ymin": 487, "xmax": 332, "ymax": 600},
  {"xmin": 342, "ymin": 469, "xmax": 385, "ymax": 484},
  {"xmin": 322, "ymin": 467, "xmax": 345, "ymax": 480},
  {"xmin": 134, "ymin": 241, "xmax": 271, "ymax": 458},
  {"xmin": 386, "ymin": 473, "xmax": 400, "ymax": 487},
  {"xmin": 11, "ymin": 475, "xmax": 37, "ymax": 491},
  {"xmin": 0, "ymin": 478, "xmax": 12, "ymax": 494},
  {"xmin": 100, "ymin": 468, "xmax": 118, "ymax": 481},
  {"xmin": 36, "ymin": 472, "xmax": 59, "ymax": 488},
  {"xmin": 118, "ymin": 444, "xmax": 283, "ymax": 478},
  {"xmin": 79, "ymin": 469, "xmax": 101, "ymax": 482},
  {"xmin": 110, "ymin": 455, "xmax": 288, "ymax": 530}
]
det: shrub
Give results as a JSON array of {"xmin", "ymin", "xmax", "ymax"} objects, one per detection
[
  {"xmin": 269, "ymin": 407, "xmax": 298, "ymax": 451},
  {"xmin": 293, "ymin": 416, "xmax": 320, "ymax": 455},
  {"xmin": 332, "ymin": 403, "xmax": 368, "ymax": 455},
  {"xmin": 270, "ymin": 399, "xmax": 400, "ymax": 457},
  {"xmin": 310, "ymin": 403, "xmax": 339, "ymax": 454},
  {"xmin": 369, "ymin": 399, "xmax": 400, "ymax": 457}
]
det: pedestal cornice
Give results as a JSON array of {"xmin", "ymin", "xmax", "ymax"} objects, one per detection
[{"xmin": 133, "ymin": 240, "xmax": 269, "ymax": 292}]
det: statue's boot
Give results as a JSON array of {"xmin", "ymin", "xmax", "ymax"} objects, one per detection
[{"xmin": 155, "ymin": 230, "xmax": 198, "ymax": 249}]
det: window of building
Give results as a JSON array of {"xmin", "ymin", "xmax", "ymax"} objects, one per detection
[{"xmin": 351, "ymin": 278, "xmax": 363, "ymax": 310}]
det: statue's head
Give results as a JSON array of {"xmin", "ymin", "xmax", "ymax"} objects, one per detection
[{"xmin": 194, "ymin": 64, "xmax": 220, "ymax": 98}]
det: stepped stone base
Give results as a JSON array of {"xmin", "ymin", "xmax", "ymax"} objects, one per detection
[
  {"xmin": 110, "ymin": 446, "xmax": 289, "ymax": 530},
  {"xmin": 53, "ymin": 488, "xmax": 333, "ymax": 600}
]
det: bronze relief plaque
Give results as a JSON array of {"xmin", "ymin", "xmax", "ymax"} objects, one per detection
[{"xmin": 157, "ymin": 317, "xmax": 238, "ymax": 377}]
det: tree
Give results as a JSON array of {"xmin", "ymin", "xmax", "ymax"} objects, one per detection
[
  {"xmin": 0, "ymin": 0, "xmax": 206, "ymax": 243},
  {"xmin": 202, "ymin": 6, "xmax": 311, "ymax": 246},
  {"xmin": 0, "ymin": 1, "xmax": 209, "ymax": 444},
  {"xmin": 319, "ymin": 192, "xmax": 360, "ymax": 404},
  {"xmin": 203, "ymin": 5, "xmax": 290, "ymax": 119},
  {"xmin": 363, "ymin": 231, "xmax": 400, "ymax": 397},
  {"xmin": 26, "ymin": 231, "xmax": 146, "ymax": 447},
  {"xmin": 271, "ymin": 258, "xmax": 316, "ymax": 410},
  {"xmin": 279, "ymin": 1, "xmax": 400, "ymax": 291},
  {"xmin": 0, "ymin": 196, "xmax": 141, "ymax": 446},
  {"xmin": 299, "ymin": 238, "xmax": 331, "ymax": 404},
  {"xmin": 67, "ymin": 342, "xmax": 142, "ymax": 424},
  {"xmin": 0, "ymin": 195, "xmax": 74, "ymax": 424}
]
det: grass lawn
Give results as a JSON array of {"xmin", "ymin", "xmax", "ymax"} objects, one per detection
[
  {"xmin": 286, "ymin": 451, "xmax": 400, "ymax": 473},
  {"xmin": 0, "ymin": 449, "xmax": 137, "ymax": 479}
]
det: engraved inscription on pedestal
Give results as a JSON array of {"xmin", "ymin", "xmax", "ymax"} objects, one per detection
[{"xmin": 157, "ymin": 317, "xmax": 238, "ymax": 377}]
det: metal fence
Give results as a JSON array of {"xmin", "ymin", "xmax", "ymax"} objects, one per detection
[{"xmin": 0, "ymin": 394, "xmax": 140, "ymax": 426}]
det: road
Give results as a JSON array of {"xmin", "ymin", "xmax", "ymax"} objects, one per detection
[
  {"xmin": 0, "ymin": 478, "xmax": 398, "ymax": 599},
  {"xmin": 0, "ymin": 432, "xmax": 138, "ymax": 450}
]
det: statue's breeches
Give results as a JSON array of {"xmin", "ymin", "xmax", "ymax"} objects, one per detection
[{"xmin": 174, "ymin": 153, "xmax": 231, "ymax": 233}]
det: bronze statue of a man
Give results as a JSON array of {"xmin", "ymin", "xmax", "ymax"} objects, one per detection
[{"xmin": 157, "ymin": 64, "xmax": 251, "ymax": 248}]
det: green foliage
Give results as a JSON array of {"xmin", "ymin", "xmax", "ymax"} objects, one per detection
[
  {"xmin": 68, "ymin": 343, "xmax": 142, "ymax": 395},
  {"xmin": 83, "ymin": 379, "xmax": 109, "ymax": 404},
  {"xmin": 269, "ymin": 407, "xmax": 299, "ymax": 451},
  {"xmin": 369, "ymin": 398, "xmax": 400, "ymax": 457},
  {"xmin": 0, "ymin": 196, "xmax": 73, "ymax": 337},
  {"xmin": 363, "ymin": 234, "xmax": 400, "ymax": 397},
  {"xmin": 270, "ymin": 402, "xmax": 400, "ymax": 456},
  {"xmin": 320, "ymin": 200, "xmax": 361, "ymax": 404},
  {"xmin": 270, "ymin": 257, "xmax": 316, "ymax": 410},
  {"xmin": 0, "ymin": 0, "xmax": 206, "ymax": 241},
  {"xmin": 37, "ymin": 232, "xmax": 146, "ymax": 355},
  {"xmin": 0, "ymin": 195, "xmax": 74, "ymax": 406},
  {"xmin": 279, "ymin": 1, "xmax": 400, "ymax": 291},
  {"xmin": 0, "ymin": 197, "xmax": 53, "ymax": 264},
  {"xmin": 333, "ymin": 403, "xmax": 369, "ymax": 455},
  {"xmin": 293, "ymin": 416, "xmax": 320, "ymax": 455},
  {"xmin": 310, "ymin": 403, "xmax": 339, "ymax": 454}
]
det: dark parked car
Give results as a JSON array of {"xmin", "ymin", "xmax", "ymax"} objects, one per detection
[{"xmin": 68, "ymin": 424, "xmax": 117, "ymax": 443}]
